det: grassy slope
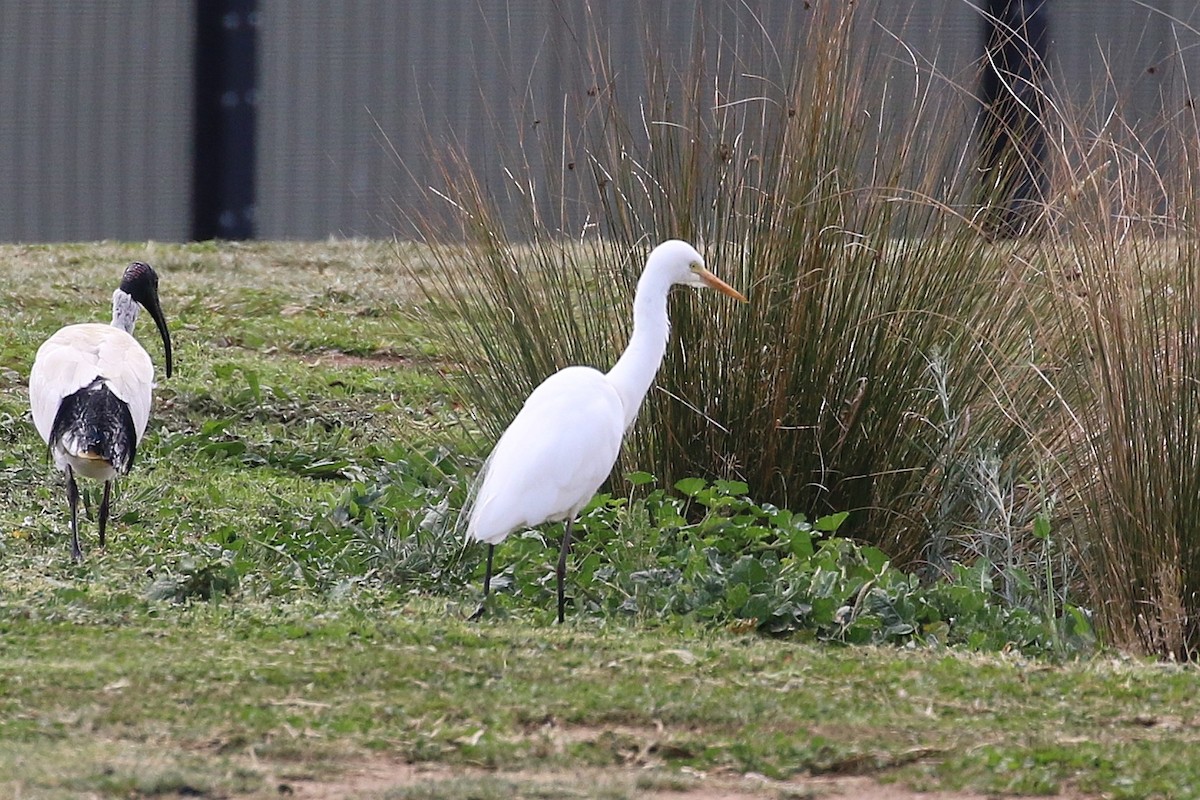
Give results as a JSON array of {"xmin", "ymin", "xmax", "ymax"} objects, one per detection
[
  {"xmin": 0, "ymin": 241, "xmax": 455, "ymax": 556},
  {"xmin": 0, "ymin": 242, "xmax": 1198, "ymax": 800}
]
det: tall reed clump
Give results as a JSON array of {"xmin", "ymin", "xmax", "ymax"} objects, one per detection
[
  {"xmin": 1034, "ymin": 79, "xmax": 1200, "ymax": 657},
  {"xmin": 410, "ymin": 3, "xmax": 1065, "ymax": 569}
]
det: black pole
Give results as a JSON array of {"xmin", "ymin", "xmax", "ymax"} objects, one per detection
[
  {"xmin": 192, "ymin": 1, "xmax": 258, "ymax": 240},
  {"xmin": 979, "ymin": 0, "xmax": 1049, "ymax": 238}
]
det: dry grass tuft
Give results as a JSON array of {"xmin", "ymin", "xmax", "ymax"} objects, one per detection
[{"xmin": 406, "ymin": 1, "xmax": 1200, "ymax": 656}]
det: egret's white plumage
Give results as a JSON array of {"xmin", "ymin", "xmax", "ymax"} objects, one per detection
[
  {"xmin": 466, "ymin": 240, "xmax": 746, "ymax": 622},
  {"xmin": 468, "ymin": 366, "xmax": 625, "ymax": 544},
  {"xmin": 29, "ymin": 261, "xmax": 172, "ymax": 561}
]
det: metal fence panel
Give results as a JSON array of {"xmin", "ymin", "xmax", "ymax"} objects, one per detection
[
  {"xmin": 254, "ymin": 1, "xmax": 991, "ymax": 240},
  {"xmin": 1, "ymin": 1, "xmax": 1199, "ymax": 241},
  {"xmin": 1052, "ymin": 0, "xmax": 1200, "ymax": 127},
  {"xmin": 256, "ymin": 0, "xmax": 571, "ymax": 239},
  {"xmin": 0, "ymin": 2, "xmax": 193, "ymax": 242}
]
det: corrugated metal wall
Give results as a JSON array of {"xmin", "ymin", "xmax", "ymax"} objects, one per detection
[
  {"xmin": 0, "ymin": 2, "xmax": 193, "ymax": 242},
  {"xmin": 1051, "ymin": 0, "xmax": 1200, "ymax": 126},
  {"xmin": 255, "ymin": 0, "xmax": 986, "ymax": 239},
  {"xmin": 0, "ymin": 1, "xmax": 1198, "ymax": 242},
  {"xmin": 256, "ymin": 1, "xmax": 558, "ymax": 238}
]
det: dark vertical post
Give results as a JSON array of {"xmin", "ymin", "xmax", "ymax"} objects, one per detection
[
  {"xmin": 192, "ymin": 0, "xmax": 258, "ymax": 240},
  {"xmin": 979, "ymin": 0, "xmax": 1049, "ymax": 238}
]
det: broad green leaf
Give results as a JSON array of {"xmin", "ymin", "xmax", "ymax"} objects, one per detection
[
  {"xmin": 815, "ymin": 511, "xmax": 849, "ymax": 532},
  {"xmin": 1033, "ymin": 513, "xmax": 1051, "ymax": 541},
  {"xmin": 790, "ymin": 529, "xmax": 814, "ymax": 559},
  {"xmin": 861, "ymin": 546, "xmax": 890, "ymax": 574},
  {"xmin": 713, "ymin": 479, "xmax": 749, "ymax": 496}
]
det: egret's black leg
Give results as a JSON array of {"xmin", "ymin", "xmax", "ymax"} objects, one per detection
[
  {"xmin": 66, "ymin": 466, "xmax": 81, "ymax": 563},
  {"xmin": 469, "ymin": 544, "xmax": 495, "ymax": 621},
  {"xmin": 99, "ymin": 480, "xmax": 112, "ymax": 548},
  {"xmin": 556, "ymin": 518, "xmax": 575, "ymax": 624}
]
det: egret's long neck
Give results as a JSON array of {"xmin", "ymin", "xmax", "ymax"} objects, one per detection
[
  {"xmin": 606, "ymin": 269, "xmax": 673, "ymax": 430},
  {"xmin": 111, "ymin": 289, "xmax": 139, "ymax": 333}
]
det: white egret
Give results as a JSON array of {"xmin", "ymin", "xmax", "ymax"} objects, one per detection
[
  {"xmin": 29, "ymin": 261, "xmax": 173, "ymax": 561},
  {"xmin": 466, "ymin": 240, "xmax": 746, "ymax": 622}
]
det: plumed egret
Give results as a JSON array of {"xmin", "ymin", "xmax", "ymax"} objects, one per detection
[
  {"xmin": 29, "ymin": 261, "xmax": 173, "ymax": 561},
  {"xmin": 466, "ymin": 240, "xmax": 746, "ymax": 622}
]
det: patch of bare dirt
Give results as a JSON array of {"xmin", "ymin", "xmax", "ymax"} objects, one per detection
[
  {"xmin": 255, "ymin": 756, "xmax": 1052, "ymax": 800},
  {"xmin": 268, "ymin": 759, "xmax": 450, "ymax": 799},
  {"xmin": 244, "ymin": 721, "xmax": 1102, "ymax": 800},
  {"xmin": 295, "ymin": 350, "xmax": 421, "ymax": 369},
  {"xmin": 280, "ymin": 347, "xmax": 461, "ymax": 374}
]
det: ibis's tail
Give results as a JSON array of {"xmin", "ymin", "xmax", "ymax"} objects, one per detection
[{"xmin": 48, "ymin": 378, "xmax": 137, "ymax": 474}]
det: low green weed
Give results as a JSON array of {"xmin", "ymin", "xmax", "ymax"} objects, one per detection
[
  {"xmin": 146, "ymin": 547, "xmax": 241, "ymax": 602},
  {"xmin": 313, "ymin": 447, "xmax": 474, "ymax": 596},
  {"xmin": 477, "ymin": 476, "xmax": 1095, "ymax": 657}
]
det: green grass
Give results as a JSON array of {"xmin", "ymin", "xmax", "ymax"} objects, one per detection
[
  {"xmin": 2, "ymin": 595, "xmax": 1200, "ymax": 799},
  {"xmin": 1, "ymin": 241, "xmax": 1199, "ymax": 798},
  {"xmin": 0, "ymin": 241, "xmax": 460, "ymax": 560}
]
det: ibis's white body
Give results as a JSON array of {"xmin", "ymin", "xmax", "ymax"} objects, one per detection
[
  {"xmin": 31, "ymin": 322, "xmax": 155, "ymax": 479},
  {"xmin": 29, "ymin": 264, "xmax": 170, "ymax": 562}
]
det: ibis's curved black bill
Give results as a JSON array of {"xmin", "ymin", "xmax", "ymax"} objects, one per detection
[{"xmin": 120, "ymin": 261, "xmax": 173, "ymax": 378}]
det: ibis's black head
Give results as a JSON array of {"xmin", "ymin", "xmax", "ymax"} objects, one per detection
[{"xmin": 120, "ymin": 262, "xmax": 173, "ymax": 378}]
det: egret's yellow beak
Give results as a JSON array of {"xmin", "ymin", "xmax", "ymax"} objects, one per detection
[{"xmin": 698, "ymin": 268, "xmax": 747, "ymax": 302}]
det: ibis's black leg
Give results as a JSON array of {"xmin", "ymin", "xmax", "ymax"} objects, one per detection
[
  {"xmin": 469, "ymin": 544, "xmax": 495, "ymax": 622},
  {"xmin": 99, "ymin": 480, "xmax": 112, "ymax": 548},
  {"xmin": 556, "ymin": 518, "xmax": 575, "ymax": 624},
  {"xmin": 66, "ymin": 466, "xmax": 81, "ymax": 563}
]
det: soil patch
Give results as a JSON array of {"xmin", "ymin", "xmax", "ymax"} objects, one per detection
[{"xmin": 263, "ymin": 755, "xmax": 1068, "ymax": 800}]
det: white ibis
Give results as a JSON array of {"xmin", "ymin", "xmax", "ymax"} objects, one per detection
[
  {"xmin": 29, "ymin": 261, "xmax": 173, "ymax": 561},
  {"xmin": 465, "ymin": 240, "xmax": 746, "ymax": 622}
]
